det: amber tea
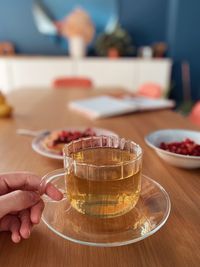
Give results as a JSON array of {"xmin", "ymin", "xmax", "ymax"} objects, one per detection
[{"xmin": 64, "ymin": 142, "xmax": 142, "ymax": 218}]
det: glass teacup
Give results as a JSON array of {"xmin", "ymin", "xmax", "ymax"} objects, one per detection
[{"xmin": 63, "ymin": 136, "xmax": 142, "ymax": 218}]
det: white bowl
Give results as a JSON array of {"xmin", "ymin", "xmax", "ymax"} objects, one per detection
[{"xmin": 145, "ymin": 129, "xmax": 200, "ymax": 169}]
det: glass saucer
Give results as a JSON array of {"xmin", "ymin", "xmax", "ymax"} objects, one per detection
[{"xmin": 42, "ymin": 170, "xmax": 171, "ymax": 247}]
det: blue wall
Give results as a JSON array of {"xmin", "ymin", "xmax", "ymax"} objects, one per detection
[
  {"xmin": 0, "ymin": 0, "xmax": 167, "ymax": 53},
  {"xmin": 167, "ymin": 0, "xmax": 200, "ymax": 102},
  {"xmin": 0, "ymin": 0, "xmax": 200, "ymax": 101},
  {"xmin": 120, "ymin": 0, "xmax": 168, "ymax": 46},
  {"xmin": 0, "ymin": 0, "xmax": 119, "ymax": 54},
  {"xmin": 0, "ymin": 0, "xmax": 66, "ymax": 54}
]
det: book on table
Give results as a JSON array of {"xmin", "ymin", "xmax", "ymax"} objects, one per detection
[{"xmin": 68, "ymin": 95, "xmax": 175, "ymax": 119}]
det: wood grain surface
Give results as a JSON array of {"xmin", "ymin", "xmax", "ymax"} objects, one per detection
[{"xmin": 0, "ymin": 89, "xmax": 200, "ymax": 267}]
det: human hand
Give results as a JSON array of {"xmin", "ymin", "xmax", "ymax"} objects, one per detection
[{"xmin": 0, "ymin": 172, "xmax": 63, "ymax": 243}]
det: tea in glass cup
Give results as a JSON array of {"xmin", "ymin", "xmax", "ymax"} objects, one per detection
[{"xmin": 63, "ymin": 136, "xmax": 142, "ymax": 218}]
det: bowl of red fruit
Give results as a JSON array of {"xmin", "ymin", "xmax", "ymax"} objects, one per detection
[{"xmin": 145, "ymin": 129, "xmax": 200, "ymax": 169}]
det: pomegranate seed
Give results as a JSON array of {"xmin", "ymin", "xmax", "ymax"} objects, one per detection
[{"xmin": 159, "ymin": 139, "xmax": 200, "ymax": 156}]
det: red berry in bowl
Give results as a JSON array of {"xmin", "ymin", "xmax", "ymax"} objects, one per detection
[{"xmin": 159, "ymin": 139, "xmax": 200, "ymax": 156}]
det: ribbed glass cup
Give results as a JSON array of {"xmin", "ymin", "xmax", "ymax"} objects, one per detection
[{"xmin": 63, "ymin": 136, "xmax": 143, "ymax": 218}]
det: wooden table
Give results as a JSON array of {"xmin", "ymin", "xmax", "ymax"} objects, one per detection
[{"xmin": 0, "ymin": 89, "xmax": 200, "ymax": 267}]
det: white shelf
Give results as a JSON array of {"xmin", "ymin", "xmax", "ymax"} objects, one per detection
[{"xmin": 0, "ymin": 57, "xmax": 172, "ymax": 94}]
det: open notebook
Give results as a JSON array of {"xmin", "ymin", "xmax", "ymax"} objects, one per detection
[{"xmin": 68, "ymin": 95, "xmax": 175, "ymax": 119}]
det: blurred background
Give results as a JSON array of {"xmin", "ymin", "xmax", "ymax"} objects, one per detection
[{"xmin": 0, "ymin": 0, "xmax": 199, "ymax": 115}]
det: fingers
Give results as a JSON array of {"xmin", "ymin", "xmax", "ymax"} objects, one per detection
[
  {"xmin": 0, "ymin": 208, "xmax": 40, "ymax": 243},
  {"xmin": 30, "ymin": 200, "xmax": 45, "ymax": 224},
  {"xmin": 10, "ymin": 217, "xmax": 21, "ymax": 243},
  {"xmin": 0, "ymin": 172, "xmax": 63, "ymax": 201},
  {"xmin": 45, "ymin": 183, "xmax": 63, "ymax": 201},
  {"xmin": 40, "ymin": 182, "xmax": 63, "ymax": 201},
  {"xmin": 0, "ymin": 190, "xmax": 40, "ymax": 219},
  {"xmin": 19, "ymin": 209, "xmax": 32, "ymax": 239},
  {"xmin": 0, "ymin": 172, "xmax": 41, "ymax": 195},
  {"xmin": 0, "ymin": 215, "xmax": 21, "ymax": 243}
]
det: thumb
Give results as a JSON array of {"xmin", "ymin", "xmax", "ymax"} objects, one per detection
[{"xmin": 0, "ymin": 190, "xmax": 40, "ymax": 219}]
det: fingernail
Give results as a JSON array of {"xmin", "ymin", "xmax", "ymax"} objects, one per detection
[
  {"xmin": 13, "ymin": 235, "xmax": 21, "ymax": 243},
  {"xmin": 32, "ymin": 215, "xmax": 40, "ymax": 224}
]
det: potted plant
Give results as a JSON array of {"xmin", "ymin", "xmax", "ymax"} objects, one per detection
[{"xmin": 95, "ymin": 24, "xmax": 134, "ymax": 58}]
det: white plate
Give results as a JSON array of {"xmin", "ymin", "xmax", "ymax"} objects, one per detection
[
  {"xmin": 145, "ymin": 129, "xmax": 200, "ymax": 169},
  {"xmin": 32, "ymin": 127, "xmax": 118, "ymax": 160}
]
